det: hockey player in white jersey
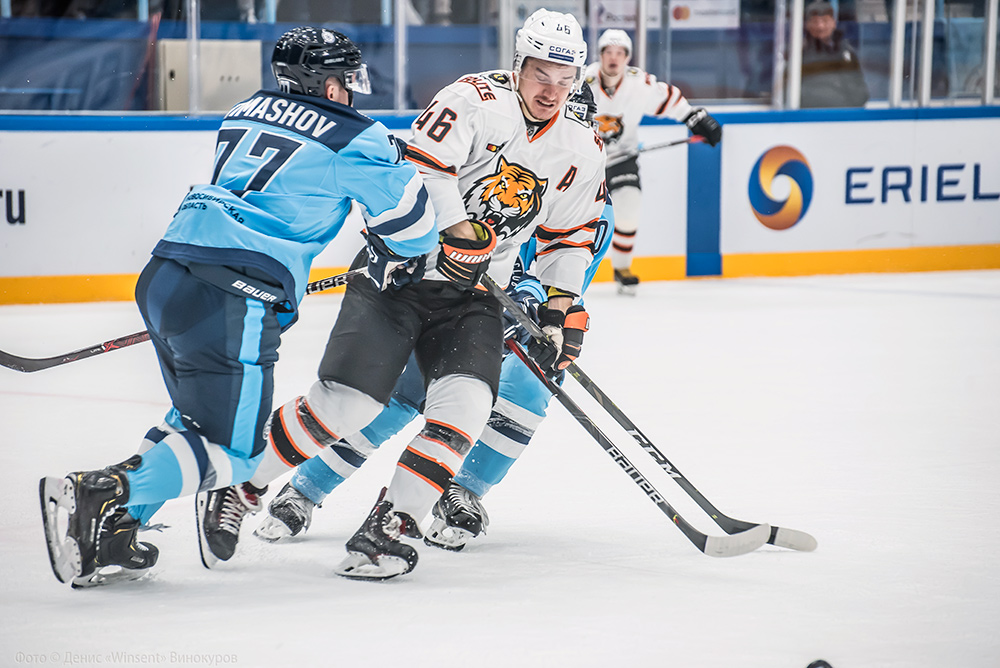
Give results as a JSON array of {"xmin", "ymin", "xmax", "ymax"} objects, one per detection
[
  {"xmin": 228, "ymin": 9, "xmax": 607, "ymax": 581},
  {"xmin": 584, "ymin": 29, "xmax": 722, "ymax": 292},
  {"xmin": 252, "ymin": 88, "xmax": 610, "ymax": 550},
  {"xmin": 342, "ymin": 8, "xmax": 607, "ymax": 579},
  {"xmin": 253, "ymin": 196, "xmax": 614, "ymax": 550}
]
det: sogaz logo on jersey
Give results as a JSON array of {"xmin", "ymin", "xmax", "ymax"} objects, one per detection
[{"xmin": 748, "ymin": 146, "xmax": 813, "ymax": 230}]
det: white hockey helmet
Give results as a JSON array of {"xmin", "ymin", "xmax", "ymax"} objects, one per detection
[
  {"xmin": 598, "ymin": 29, "xmax": 632, "ymax": 59},
  {"xmin": 513, "ymin": 9, "xmax": 588, "ymax": 90}
]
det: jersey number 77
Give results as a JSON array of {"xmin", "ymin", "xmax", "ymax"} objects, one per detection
[{"xmin": 212, "ymin": 127, "xmax": 304, "ymax": 194}]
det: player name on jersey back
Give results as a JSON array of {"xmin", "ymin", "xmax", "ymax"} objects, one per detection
[{"xmin": 223, "ymin": 92, "xmax": 368, "ymax": 152}]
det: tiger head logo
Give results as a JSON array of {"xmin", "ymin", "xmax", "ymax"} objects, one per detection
[
  {"xmin": 464, "ymin": 156, "xmax": 547, "ymax": 240},
  {"xmin": 595, "ymin": 114, "xmax": 624, "ymax": 145}
]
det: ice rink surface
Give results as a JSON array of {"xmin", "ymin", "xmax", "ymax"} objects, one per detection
[{"xmin": 2, "ymin": 270, "xmax": 998, "ymax": 668}]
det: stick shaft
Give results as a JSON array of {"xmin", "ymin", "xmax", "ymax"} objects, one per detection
[
  {"xmin": 1, "ymin": 268, "xmax": 363, "ymax": 373},
  {"xmin": 482, "ymin": 273, "xmax": 814, "ymax": 551}
]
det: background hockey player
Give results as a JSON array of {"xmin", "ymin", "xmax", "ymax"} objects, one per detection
[
  {"xmin": 584, "ymin": 29, "xmax": 722, "ymax": 292},
  {"xmin": 222, "ymin": 9, "xmax": 607, "ymax": 581},
  {"xmin": 254, "ymin": 193, "xmax": 615, "ymax": 551},
  {"xmin": 38, "ymin": 27, "xmax": 439, "ymax": 588}
]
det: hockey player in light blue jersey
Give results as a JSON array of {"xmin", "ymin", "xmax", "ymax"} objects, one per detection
[
  {"xmin": 255, "ymin": 187, "xmax": 614, "ymax": 551},
  {"xmin": 39, "ymin": 27, "xmax": 439, "ymax": 588}
]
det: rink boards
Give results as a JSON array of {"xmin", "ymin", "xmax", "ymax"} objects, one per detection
[{"xmin": 0, "ymin": 108, "xmax": 998, "ymax": 304}]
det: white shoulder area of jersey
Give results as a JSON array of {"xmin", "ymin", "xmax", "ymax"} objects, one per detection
[
  {"xmin": 625, "ymin": 66, "xmax": 655, "ymax": 82},
  {"xmin": 442, "ymin": 70, "xmax": 516, "ymax": 102},
  {"xmin": 554, "ymin": 113, "xmax": 606, "ymax": 167},
  {"xmin": 436, "ymin": 70, "xmax": 525, "ymax": 136},
  {"xmin": 583, "ymin": 62, "xmax": 601, "ymax": 81}
]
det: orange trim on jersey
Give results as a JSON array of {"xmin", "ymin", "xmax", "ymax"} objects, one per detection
[
  {"xmin": 528, "ymin": 115, "xmax": 558, "ymax": 143},
  {"xmin": 536, "ymin": 218, "xmax": 600, "ymax": 236},
  {"xmin": 536, "ymin": 239, "xmax": 595, "ymax": 255},
  {"xmin": 395, "ymin": 461, "xmax": 446, "ymax": 494},
  {"xmin": 405, "ymin": 146, "xmax": 457, "ymax": 175},
  {"xmin": 655, "ymin": 86, "xmax": 679, "ymax": 116}
]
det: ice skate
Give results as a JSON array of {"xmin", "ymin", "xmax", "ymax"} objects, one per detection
[
  {"xmin": 614, "ymin": 267, "xmax": 639, "ymax": 295},
  {"xmin": 39, "ymin": 464, "xmax": 131, "ymax": 586},
  {"xmin": 254, "ymin": 482, "xmax": 316, "ymax": 543},
  {"xmin": 334, "ymin": 488, "xmax": 421, "ymax": 581},
  {"xmin": 196, "ymin": 482, "xmax": 266, "ymax": 568},
  {"xmin": 73, "ymin": 508, "xmax": 160, "ymax": 588},
  {"xmin": 424, "ymin": 481, "xmax": 489, "ymax": 552}
]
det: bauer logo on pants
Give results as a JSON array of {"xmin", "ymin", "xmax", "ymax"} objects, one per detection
[{"xmin": 748, "ymin": 145, "xmax": 813, "ymax": 230}]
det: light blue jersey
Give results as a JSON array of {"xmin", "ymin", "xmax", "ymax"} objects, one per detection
[
  {"xmin": 124, "ymin": 90, "xmax": 439, "ymax": 523},
  {"xmin": 154, "ymin": 89, "xmax": 438, "ymax": 326}
]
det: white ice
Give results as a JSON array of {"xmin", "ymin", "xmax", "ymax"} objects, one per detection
[{"xmin": 2, "ymin": 270, "xmax": 999, "ymax": 668}]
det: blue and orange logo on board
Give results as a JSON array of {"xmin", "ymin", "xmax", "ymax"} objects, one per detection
[{"xmin": 748, "ymin": 146, "xmax": 813, "ymax": 230}]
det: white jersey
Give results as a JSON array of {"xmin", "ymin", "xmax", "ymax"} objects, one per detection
[
  {"xmin": 583, "ymin": 63, "xmax": 693, "ymax": 166},
  {"xmin": 407, "ymin": 70, "xmax": 607, "ymax": 296}
]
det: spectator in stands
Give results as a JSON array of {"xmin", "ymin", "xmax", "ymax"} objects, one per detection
[{"xmin": 800, "ymin": 0, "xmax": 869, "ymax": 108}]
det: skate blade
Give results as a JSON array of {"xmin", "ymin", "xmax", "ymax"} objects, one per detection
[
  {"xmin": 334, "ymin": 552, "xmax": 411, "ymax": 581},
  {"xmin": 39, "ymin": 476, "xmax": 82, "ymax": 584},
  {"xmin": 194, "ymin": 492, "xmax": 219, "ymax": 569},
  {"xmin": 616, "ymin": 283, "xmax": 637, "ymax": 296},
  {"xmin": 253, "ymin": 516, "xmax": 294, "ymax": 543},
  {"xmin": 71, "ymin": 565, "xmax": 152, "ymax": 589},
  {"xmin": 423, "ymin": 519, "xmax": 474, "ymax": 552}
]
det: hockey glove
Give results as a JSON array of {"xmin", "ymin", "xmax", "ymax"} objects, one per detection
[
  {"xmin": 437, "ymin": 220, "xmax": 498, "ymax": 289},
  {"xmin": 527, "ymin": 304, "xmax": 590, "ymax": 376},
  {"xmin": 363, "ymin": 230, "xmax": 427, "ymax": 291},
  {"xmin": 502, "ymin": 281, "xmax": 544, "ymax": 346},
  {"xmin": 684, "ymin": 108, "xmax": 722, "ymax": 147}
]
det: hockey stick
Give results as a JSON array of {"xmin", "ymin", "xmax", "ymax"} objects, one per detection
[
  {"xmin": 638, "ymin": 135, "xmax": 703, "ymax": 153},
  {"xmin": 483, "ymin": 273, "xmax": 817, "ymax": 552},
  {"xmin": 505, "ymin": 338, "xmax": 769, "ymax": 557},
  {"xmin": 0, "ymin": 267, "xmax": 366, "ymax": 373},
  {"xmin": 605, "ymin": 136, "xmax": 702, "ymax": 169}
]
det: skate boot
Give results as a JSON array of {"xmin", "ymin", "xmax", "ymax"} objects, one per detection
[
  {"xmin": 73, "ymin": 508, "xmax": 160, "ymax": 588},
  {"xmin": 196, "ymin": 482, "xmax": 266, "ymax": 568},
  {"xmin": 254, "ymin": 482, "xmax": 316, "ymax": 543},
  {"xmin": 424, "ymin": 481, "xmax": 489, "ymax": 552},
  {"xmin": 334, "ymin": 487, "xmax": 421, "ymax": 581},
  {"xmin": 614, "ymin": 267, "xmax": 639, "ymax": 295},
  {"xmin": 39, "ymin": 462, "xmax": 131, "ymax": 586}
]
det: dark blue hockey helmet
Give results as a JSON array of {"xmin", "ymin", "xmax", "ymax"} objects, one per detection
[{"xmin": 271, "ymin": 27, "xmax": 371, "ymax": 100}]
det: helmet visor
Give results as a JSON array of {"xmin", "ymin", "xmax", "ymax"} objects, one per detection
[{"xmin": 344, "ymin": 64, "xmax": 371, "ymax": 95}]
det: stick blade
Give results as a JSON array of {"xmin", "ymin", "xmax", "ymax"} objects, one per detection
[
  {"xmin": 1, "ymin": 351, "xmax": 42, "ymax": 373},
  {"xmin": 703, "ymin": 523, "xmax": 770, "ymax": 558},
  {"xmin": 771, "ymin": 526, "xmax": 818, "ymax": 552}
]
